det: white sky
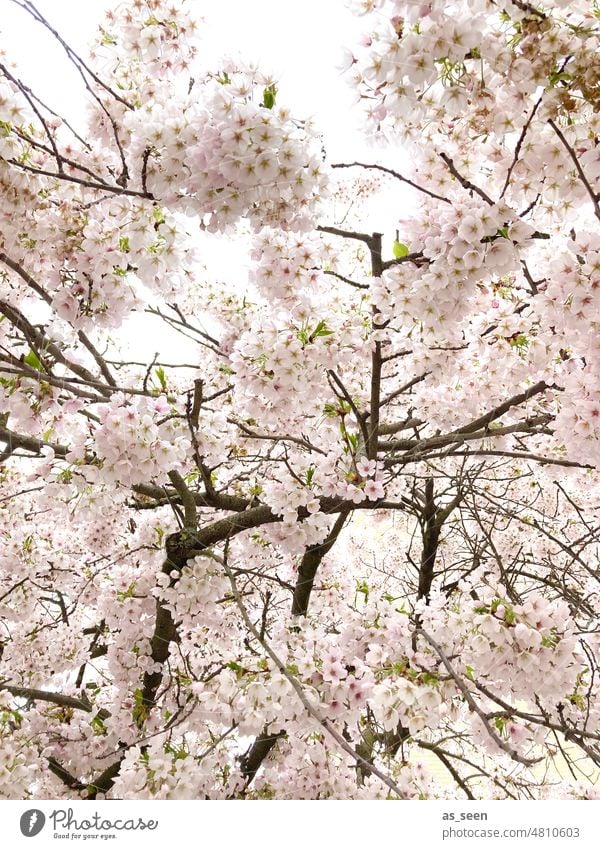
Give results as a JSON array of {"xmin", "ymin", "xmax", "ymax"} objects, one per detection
[
  {"xmin": 0, "ymin": 0, "xmax": 406, "ymax": 357},
  {"xmin": 1, "ymin": 0, "xmax": 377, "ymax": 160},
  {"xmin": 0, "ymin": 0, "xmax": 409, "ymax": 240}
]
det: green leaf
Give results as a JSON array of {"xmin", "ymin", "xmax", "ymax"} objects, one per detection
[
  {"xmin": 98, "ymin": 27, "xmax": 117, "ymax": 46},
  {"xmin": 262, "ymin": 84, "xmax": 277, "ymax": 110},
  {"xmin": 356, "ymin": 580, "xmax": 369, "ymax": 597},
  {"xmin": 117, "ymin": 582, "xmax": 136, "ymax": 601},
  {"xmin": 509, "ymin": 333, "xmax": 528, "ymax": 350},
  {"xmin": 132, "ymin": 688, "xmax": 149, "ymax": 727},
  {"xmin": 393, "ymin": 240, "xmax": 409, "ymax": 259},
  {"xmin": 309, "ymin": 320, "xmax": 334, "ymax": 341},
  {"xmin": 155, "ymin": 366, "xmax": 167, "ymax": 390},
  {"xmin": 23, "ymin": 350, "xmax": 43, "ymax": 371},
  {"xmin": 90, "ymin": 714, "xmax": 107, "ymax": 735}
]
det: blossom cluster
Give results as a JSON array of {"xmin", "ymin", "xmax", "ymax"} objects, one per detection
[
  {"xmin": 90, "ymin": 393, "xmax": 190, "ymax": 486},
  {"xmin": 373, "ymin": 199, "xmax": 536, "ymax": 344},
  {"xmin": 121, "ymin": 63, "xmax": 329, "ymax": 231},
  {"xmin": 347, "ymin": 0, "xmax": 594, "ymax": 138}
]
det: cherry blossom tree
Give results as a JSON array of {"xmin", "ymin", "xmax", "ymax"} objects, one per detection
[{"xmin": 1, "ymin": 0, "xmax": 600, "ymax": 800}]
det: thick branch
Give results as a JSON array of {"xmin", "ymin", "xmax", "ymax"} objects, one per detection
[
  {"xmin": 292, "ymin": 510, "xmax": 350, "ymax": 617},
  {"xmin": 417, "ymin": 484, "xmax": 463, "ymax": 602},
  {"xmin": 417, "ymin": 478, "xmax": 440, "ymax": 602},
  {"xmin": 239, "ymin": 730, "xmax": 285, "ymax": 783},
  {"xmin": 167, "ymin": 470, "xmax": 197, "ymax": 529},
  {"xmin": 449, "ymin": 381, "xmax": 549, "ymax": 436},
  {"xmin": 368, "ymin": 233, "xmax": 383, "ymax": 460},
  {"xmin": 0, "ymin": 684, "xmax": 92, "ymax": 712}
]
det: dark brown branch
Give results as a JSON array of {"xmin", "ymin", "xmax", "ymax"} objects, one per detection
[
  {"xmin": 47, "ymin": 757, "xmax": 87, "ymax": 792},
  {"xmin": 381, "ymin": 251, "xmax": 428, "ymax": 271},
  {"xmin": 317, "ymin": 224, "xmax": 377, "ymax": 246},
  {"xmin": 292, "ymin": 511, "xmax": 350, "ymax": 616},
  {"xmin": 167, "ymin": 470, "xmax": 197, "ymax": 529},
  {"xmin": 548, "ymin": 119, "xmax": 600, "ymax": 221},
  {"xmin": 509, "ymin": 0, "xmax": 546, "ymax": 19},
  {"xmin": 379, "ymin": 417, "xmax": 424, "ymax": 435},
  {"xmin": 383, "ymin": 415, "xmax": 553, "ymax": 461},
  {"xmin": 86, "ymin": 754, "xmax": 127, "ymax": 799},
  {"xmin": 417, "ymin": 477, "xmax": 439, "ymax": 602},
  {"xmin": 368, "ymin": 233, "xmax": 383, "ymax": 460},
  {"xmin": 417, "ymin": 742, "xmax": 475, "ymax": 799},
  {"xmin": 324, "ymin": 269, "xmax": 368, "ymax": 290},
  {"xmin": 381, "ymin": 372, "xmax": 429, "ymax": 407},
  {"xmin": 0, "ymin": 363, "xmax": 107, "ymax": 402},
  {"xmin": 0, "ymin": 254, "xmax": 117, "ymax": 387},
  {"xmin": 139, "ymin": 504, "xmax": 284, "ymax": 713},
  {"xmin": 439, "ymin": 152, "xmax": 494, "ymax": 205},
  {"xmin": 332, "ymin": 161, "xmax": 451, "ymax": 204},
  {"xmin": 450, "ymin": 381, "xmax": 549, "ymax": 436},
  {"xmin": 230, "ymin": 418, "xmax": 327, "ymax": 456},
  {"xmin": 76, "ymin": 331, "xmax": 117, "ymax": 387},
  {"xmin": 0, "ymin": 252, "xmax": 51, "ymax": 302},
  {"xmin": 0, "ymin": 299, "xmax": 110, "ymax": 392},
  {"xmin": 0, "ymin": 425, "xmax": 68, "ymax": 457},
  {"xmin": 501, "ymin": 96, "xmax": 543, "ymax": 198},
  {"xmin": 239, "ymin": 730, "xmax": 285, "ymax": 783},
  {"xmin": 417, "ymin": 483, "xmax": 463, "ymax": 602},
  {"xmin": 7, "ymin": 158, "xmax": 151, "ymax": 199},
  {"xmin": 0, "ymin": 684, "xmax": 92, "ymax": 712}
]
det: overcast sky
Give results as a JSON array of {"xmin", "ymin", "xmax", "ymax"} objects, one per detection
[
  {"xmin": 1, "ymin": 0, "xmax": 374, "ymax": 159},
  {"xmin": 0, "ymin": 0, "xmax": 404, "ymax": 355}
]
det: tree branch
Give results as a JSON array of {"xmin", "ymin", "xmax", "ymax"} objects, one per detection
[
  {"xmin": 292, "ymin": 510, "xmax": 350, "ymax": 617},
  {"xmin": 0, "ymin": 683, "xmax": 92, "ymax": 712}
]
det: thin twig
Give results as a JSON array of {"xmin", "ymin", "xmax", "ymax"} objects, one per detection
[{"xmin": 220, "ymin": 550, "xmax": 408, "ymax": 797}]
